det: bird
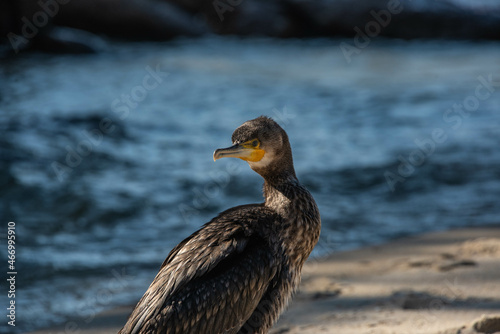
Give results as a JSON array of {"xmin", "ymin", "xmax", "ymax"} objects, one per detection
[{"xmin": 119, "ymin": 116, "xmax": 321, "ymax": 334}]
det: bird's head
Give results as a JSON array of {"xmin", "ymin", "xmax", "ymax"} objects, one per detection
[{"xmin": 214, "ymin": 116, "xmax": 296, "ymax": 180}]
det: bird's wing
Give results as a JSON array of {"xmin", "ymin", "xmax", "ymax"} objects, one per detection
[{"xmin": 120, "ymin": 205, "xmax": 281, "ymax": 334}]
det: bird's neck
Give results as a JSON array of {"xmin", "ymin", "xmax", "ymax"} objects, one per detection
[
  {"xmin": 263, "ymin": 173, "xmax": 300, "ymax": 217},
  {"xmin": 263, "ymin": 173, "xmax": 321, "ymax": 268}
]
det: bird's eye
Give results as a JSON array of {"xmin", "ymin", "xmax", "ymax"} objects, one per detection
[{"xmin": 252, "ymin": 140, "xmax": 259, "ymax": 147}]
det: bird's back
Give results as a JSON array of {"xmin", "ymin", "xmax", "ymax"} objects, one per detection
[{"xmin": 119, "ymin": 204, "xmax": 287, "ymax": 334}]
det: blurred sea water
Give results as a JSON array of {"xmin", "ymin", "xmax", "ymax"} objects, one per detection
[{"xmin": 1, "ymin": 37, "xmax": 500, "ymax": 333}]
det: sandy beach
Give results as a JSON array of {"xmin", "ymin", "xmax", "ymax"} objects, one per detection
[{"xmin": 30, "ymin": 227, "xmax": 500, "ymax": 334}]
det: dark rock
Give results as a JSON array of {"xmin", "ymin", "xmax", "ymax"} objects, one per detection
[
  {"xmin": 221, "ymin": 0, "xmax": 301, "ymax": 37},
  {"xmin": 473, "ymin": 315, "xmax": 500, "ymax": 333},
  {"xmin": 0, "ymin": 0, "xmax": 99, "ymax": 54},
  {"xmin": 284, "ymin": 0, "xmax": 500, "ymax": 39},
  {"xmin": 30, "ymin": 27, "xmax": 99, "ymax": 54},
  {"xmin": 438, "ymin": 259, "xmax": 477, "ymax": 272},
  {"xmin": 163, "ymin": 0, "xmax": 304, "ymax": 37},
  {"xmin": 391, "ymin": 290, "xmax": 451, "ymax": 310},
  {"xmin": 3, "ymin": 0, "xmax": 500, "ymax": 43},
  {"xmin": 1, "ymin": 0, "xmax": 54, "ymax": 53},
  {"xmin": 53, "ymin": 0, "xmax": 208, "ymax": 40},
  {"xmin": 161, "ymin": 0, "xmax": 500, "ymax": 38}
]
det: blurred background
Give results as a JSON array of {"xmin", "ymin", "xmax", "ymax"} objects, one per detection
[{"xmin": 1, "ymin": 0, "xmax": 500, "ymax": 332}]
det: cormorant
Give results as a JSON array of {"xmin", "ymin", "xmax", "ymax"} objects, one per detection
[{"xmin": 119, "ymin": 116, "xmax": 321, "ymax": 334}]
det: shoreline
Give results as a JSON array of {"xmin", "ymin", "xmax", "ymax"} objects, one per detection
[{"xmin": 28, "ymin": 226, "xmax": 500, "ymax": 334}]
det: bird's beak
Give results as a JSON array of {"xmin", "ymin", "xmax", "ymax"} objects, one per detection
[{"xmin": 213, "ymin": 143, "xmax": 265, "ymax": 162}]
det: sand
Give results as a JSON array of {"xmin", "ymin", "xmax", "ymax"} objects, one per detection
[{"xmin": 29, "ymin": 227, "xmax": 500, "ymax": 334}]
